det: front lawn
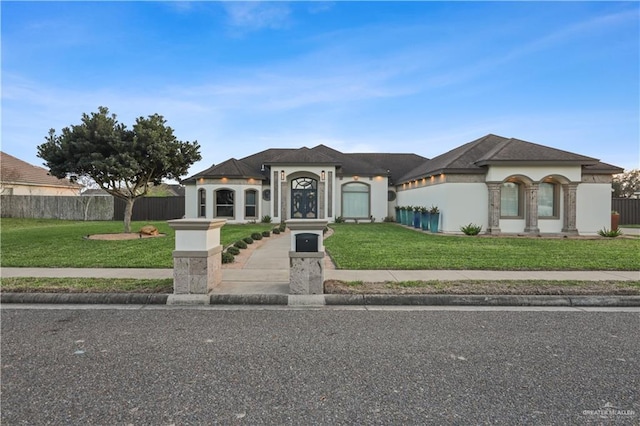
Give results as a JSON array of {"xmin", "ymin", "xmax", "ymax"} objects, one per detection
[
  {"xmin": 0, "ymin": 219, "xmax": 272, "ymax": 268},
  {"xmin": 324, "ymin": 223, "xmax": 640, "ymax": 270}
]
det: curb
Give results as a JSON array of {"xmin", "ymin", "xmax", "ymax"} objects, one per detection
[
  {"xmin": 325, "ymin": 294, "xmax": 640, "ymax": 307},
  {"xmin": 0, "ymin": 293, "xmax": 169, "ymax": 304},
  {"xmin": 1, "ymin": 293, "xmax": 639, "ymax": 307}
]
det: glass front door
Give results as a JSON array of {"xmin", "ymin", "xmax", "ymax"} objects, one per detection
[{"xmin": 291, "ymin": 177, "xmax": 317, "ymax": 219}]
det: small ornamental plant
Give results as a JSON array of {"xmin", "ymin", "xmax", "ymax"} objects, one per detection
[
  {"xmin": 222, "ymin": 252, "xmax": 235, "ymax": 264},
  {"xmin": 429, "ymin": 205, "xmax": 440, "ymax": 214},
  {"xmin": 251, "ymin": 232, "xmax": 263, "ymax": 241},
  {"xmin": 243, "ymin": 237, "xmax": 254, "ymax": 244},
  {"xmin": 598, "ymin": 228, "xmax": 622, "ymax": 238},
  {"xmin": 226, "ymin": 246, "xmax": 240, "ymax": 255},
  {"xmin": 261, "ymin": 230, "xmax": 270, "ymax": 238},
  {"xmin": 273, "ymin": 228, "xmax": 281, "ymax": 234},
  {"xmin": 234, "ymin": 240, "xmax": 248, "ymax": 249},
  {"xmin": 261, "ymin": 215, "xmax": 272, "ymax": 223},
  {"xmin": 460, "ymin": 223, "xmax": 483, "ymax": 236}
]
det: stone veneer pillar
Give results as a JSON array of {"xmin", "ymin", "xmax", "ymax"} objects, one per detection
[
  {"xmin": 562, "ymin": 183, "xmax": 579, "ymax": 234},
  {"xmin": 166, "ymin": 219, "xmax": 226, "ymax": 305},
  {"xmin": 486, "ymin": 183, "xmax": 502, "ymax": 235},
  {"xmin": 286, "ymin": 219, "xmax": 328, "ymax": 295},
  {"xmin": 524, "ymin": 183, "xmax": 540, "ymax": 234}
]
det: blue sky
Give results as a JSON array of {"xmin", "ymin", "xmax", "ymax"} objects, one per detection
[{"xmin": 2, "ymin": 1, "xmax": 639, "ymax": 178}]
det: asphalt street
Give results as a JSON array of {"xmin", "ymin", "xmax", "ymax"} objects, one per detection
[{"xmin": 2, "ymin": 307, "xmax": 638, "ymax": 425}]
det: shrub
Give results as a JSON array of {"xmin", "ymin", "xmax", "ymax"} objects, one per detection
[
  {"xmin": 335, "ymin": 216, "xmax": 345, "ymax": 223},
  {"xmin": 251, "ymin": 232, "xmax": 263, "ymax": 240},
  {"xmin": 261, "ymin": 215, "xmax": 272, "ymax": 223},
  {"xmin": 429, "ymin": 205, "xmax": 440, "ymax": 214},
  {"xmin": 598, "ymin": 228, "xmax": 622, "ymax": 238},
  {"xmin": 261, "ymin": 230, "xmax": 270, "ymax": 238},
  {"xmin": 383, "ymin": 216, "xmax": 396, "ymax": 222},
  {"xmin": 243, "ymin": 237, "xmax": 254, "ymax": 244},
  {"xmin": 279, "ymin": 223, "xmax": 286, "ymax": 232},
  {"xmin": 222, "ymin": 252, "xmax": 234, "ymax": 264},
  {"xmin": 272, "ymin": 228, "xmax": 281, "ymax": 235},
  {"xmin": 460, "ymin": 223, "xmax": 483, "ymax": 236},
  {"xmin": 234, "ymin": 240, "xmax": 247, "ymax": 249},
  {"xmin": 227, "ymin": 246, "xmax": 240, "ymax": 255}
]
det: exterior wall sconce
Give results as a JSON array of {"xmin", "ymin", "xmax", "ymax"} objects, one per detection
[
  {"xmin": 353, "ymin": 176, "xmax": 359, "ymax": 181},
  {"xmin": 321, "ymin": 170, "xmax": 325, "ymax": 181},
  {"xmin": 281, "ymin": 171, "xmax": 285, "ymax": 181}
]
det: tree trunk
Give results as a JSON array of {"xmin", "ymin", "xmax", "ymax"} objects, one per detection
[{"xmin": 123, "ymin": 198, "xmax": 135, "ymax": 233}]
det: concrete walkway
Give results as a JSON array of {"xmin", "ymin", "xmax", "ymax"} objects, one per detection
[{"xmin": 1, "ymin": 230, "xmax": 639, "ymax": 296}]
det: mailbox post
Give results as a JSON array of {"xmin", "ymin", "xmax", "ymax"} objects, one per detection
[
  {"xmin": 286, "ymin": 219, "xmax": 328, "ymax": 295},
  {"xmin": 167, "ymin": 218, "xmax": 226, "ymax": 304}
]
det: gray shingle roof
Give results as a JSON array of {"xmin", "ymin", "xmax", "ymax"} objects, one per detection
[
  {"xmin": 397, "ymin": 134, "xmax": 615, "ymax": 183},
  {"xmin": 185, "ymin": 158, "xmax": 265, "ymax": 181},
  {"xmin": 184, "ymin": 135, "xmax": 622, "ymax": 185}
]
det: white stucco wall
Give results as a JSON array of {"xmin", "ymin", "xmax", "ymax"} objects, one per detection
[
  {"xmin": 184, "ymin": 184, "xmax": 197, "ymax": 218},
  {"xmin": 1, "ymin": 183, "xmax": 80, "ymax": 196},
  {"xmin": 397, "ymin": 183, "xmax": 488, "ymax": 233},
  {"xmin": 486, "ymin": 165, "xmax": 581, "ymax": 183},
  {"xmin": 577, "ymin": 183, "xmax": 613, "ymax": 235}
]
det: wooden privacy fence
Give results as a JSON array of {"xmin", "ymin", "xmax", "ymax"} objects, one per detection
[
  {"xmin": 612, "ymin": 198, "xmax": 640, "ymax": 225},
  {"xmin": 113, "ymin": 196, "xmax": 185, "ymax": 221}
]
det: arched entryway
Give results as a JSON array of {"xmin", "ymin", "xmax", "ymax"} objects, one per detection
[{"xmin": 291, "ymin": 177, "xmax": 318, "ymax": 219}]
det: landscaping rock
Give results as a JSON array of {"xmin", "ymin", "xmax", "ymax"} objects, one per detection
[{"xmin": 139, "ymin": 225, "xmax": 159, "ymax": 236}]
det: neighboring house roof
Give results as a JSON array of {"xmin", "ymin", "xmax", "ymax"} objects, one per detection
[
  {"xmin": 397, "ymin": 134, "xmax": 621, "ymax": 183},
  {"xmin": 82, "ymin": 188, "xmax": 111, "ymax": 196},
  {"xmin": 187, "ymin": 158, "xmax": 266, "ymax": 181},
  {"xmin": 166, "ymin": 184, "xmax": 186, "ymax": 197},
  {"xmin": 0, "ymin": 151, "xmax": 81, "ymax": 190}
]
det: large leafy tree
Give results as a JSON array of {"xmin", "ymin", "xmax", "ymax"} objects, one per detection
[
  {"xmin": 612, "ymin": 169, "xmax": 640, "ymax": 198},
  {"xmin": 38, "ymin": 107, "xmax": 201, "ymax": 232}
]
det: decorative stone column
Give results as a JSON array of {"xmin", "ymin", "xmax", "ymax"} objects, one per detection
[
  {"xmin": 286, "ymin": 219, "xmax": 328, "ymax": 296},
  {"xmin": 562, "ymin": 183, "xmax": 579, "ymax": 234},
  {"xmin": 486, "ymin": 182, "xmax": 502, "ymax": 235},
  {"xmin": 524, "ymin": 183, "xmax": 540, "ymax": 234},
  {"xmin": 166, "ymin": 219, "xmax": 226, "ymax": 305}
]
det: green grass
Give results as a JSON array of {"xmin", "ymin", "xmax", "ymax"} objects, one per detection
[
  {"xmin": 0, "ymin": 277, "xmax": 173, "ymax": 293},
  {"xmin": 0, "ymin": 219, "xmax": 272, "ymax": 268},
  {"xmin": 324, "ymin": 223, "xmax": 640, "ymax": 270}
]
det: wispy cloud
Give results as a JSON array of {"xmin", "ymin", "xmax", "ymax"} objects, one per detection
[{"xmin": 222, "ymin": 2, "xmax": 292, "ymax": 33}]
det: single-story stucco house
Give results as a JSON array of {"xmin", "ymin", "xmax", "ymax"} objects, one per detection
[
  {"xmin": 0, "ymin": 151, "xmax": 81, "ymax": 196},
  {"xmin": 182, "ymin": 134, "xmax": 623, "ymax": 235}
]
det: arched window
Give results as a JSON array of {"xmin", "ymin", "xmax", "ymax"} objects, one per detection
[
  {"xmin": 501, "ymin": 181, "xmax": 523, "ymax": 218},
  {"xmin": 538, "ymin": 182, "xmax": 559, "ymax": 218},
  {"xmin": 215, "ymin": 189, "xmax": 235, "ymax": 218},
  {"xmin": 198, "ymin": 189, "xmax": 206, "ymax": 218},
  {"xmin": 342, "ymin": 182, "xmax": 370, "ymax": 218},
  {"xmin": 245, "ymin": 189, "xmax": 257, "ymax": 218}
]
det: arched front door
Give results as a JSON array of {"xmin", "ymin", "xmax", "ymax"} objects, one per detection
[{"xmin": 291, "ymin": 177, "xmax": 317, "ymax": 219}]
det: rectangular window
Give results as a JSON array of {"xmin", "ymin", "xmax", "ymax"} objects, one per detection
[
  {"xmin": 501, "ymin": 182, "xmax": 522, "ymax": 217},
  {"xmin": 216, "ymin": 190, "xmax": 234, "ymax": 217},
  {"xmin": 538, "ymin": 182, "xmax": 558, "ymax": 218},
  {"xmin": 198, "ymin": 189, "xmax": 206, "ymax": 218},
  {"xmin": 342, "ymin": 183, "xmax": 370, "ymax": 218},
  {"xmin": 245, "ymin": 190, "xmax": 257, "ymax": 218}
]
